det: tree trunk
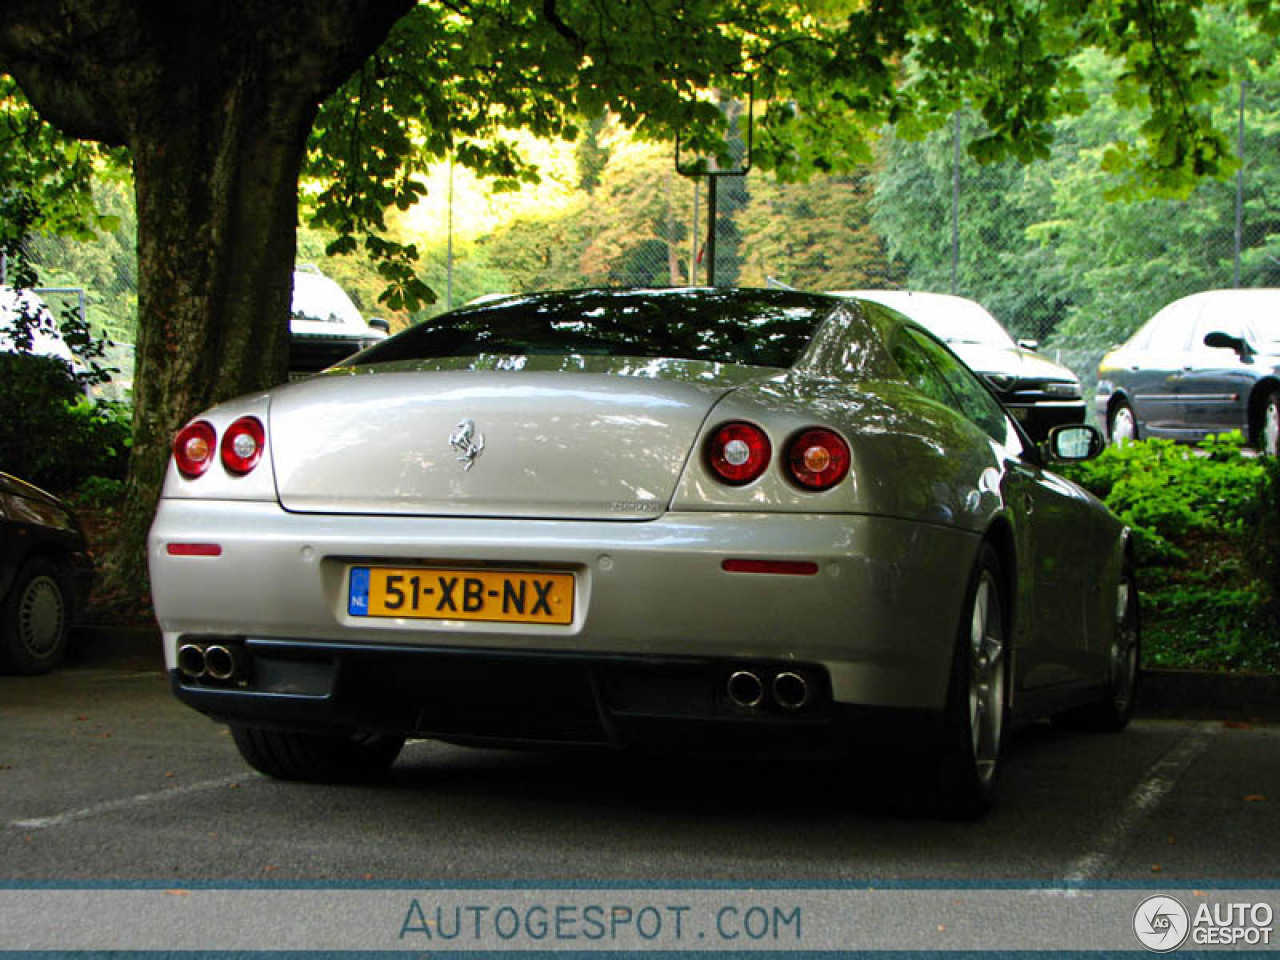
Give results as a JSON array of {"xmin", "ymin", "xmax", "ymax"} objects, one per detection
[
  {"xmin": 115, "ymin": 81, "xmax": 316, "ymax": 594},
  {"xmin": 0, "ymin": 1, "xmax": 413, "ymax": 607}
]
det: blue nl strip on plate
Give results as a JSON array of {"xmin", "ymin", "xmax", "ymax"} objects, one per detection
[{"xmin": 348, "ymin": 566, "xmax": 370, "ymax": 617}]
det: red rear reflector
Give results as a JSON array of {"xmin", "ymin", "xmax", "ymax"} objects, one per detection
[
  {"xmin": 166, "ymin": 543, "xmax": 223, "ymax": 557},
  {"xmin": 722, "ymin": 559, "xmax": 820, "ymax": 576}
]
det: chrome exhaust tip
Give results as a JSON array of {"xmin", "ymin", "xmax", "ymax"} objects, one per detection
[
  {"xmin": 772, "ymin": 671, "xmax": 809, "ymax": 710},
  {"xmin": 176, "ymin": 644, "xmax": 208, "ymax": 680},
  {"xmin": 727, "ymin": 670, "xmax": 765, "ymax": 709},
  {"xmin": 203, "ymin": 644, "xmax": 246, "ymax": 682}
]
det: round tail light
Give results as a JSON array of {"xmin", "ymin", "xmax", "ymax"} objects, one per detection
[
  {"xmin": 707, "ymin": 422, "xmax": 771, "ymax": 485},
  {"xmin": 786, "ymin": 428, "xmax": 850, "ymax": 491},
  {"xmin": 173, "ymin": 421, "xmax": 217, "ymax": 478},
  {"xmin": 221, "ymin": 416, "xmax": 266, "ymax": 475}
]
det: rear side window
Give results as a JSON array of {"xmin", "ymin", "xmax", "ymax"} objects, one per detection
[
  {"xmin": 891, "ymin": 327, "xmax": 1019, "ymax": 446},
  {"xmin": 348, "ymin": 290, "xmax": 842, "ymax": 369}
]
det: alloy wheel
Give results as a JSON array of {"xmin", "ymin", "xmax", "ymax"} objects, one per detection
[
  {"xmin": 968, "ymin": 572, "xmax": 1005, "ymax": 786},
  {"xmin": 1110, "ymin": 578, "xmax": 1139, "ymax": 714}
]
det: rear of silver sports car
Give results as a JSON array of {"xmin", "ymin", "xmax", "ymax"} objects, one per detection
[{"xmin": 150, "ymin": 362, "xmax": 981, "ymax": 759}]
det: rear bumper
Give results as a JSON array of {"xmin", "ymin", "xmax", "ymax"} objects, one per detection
[
  {"xmin": 169, "ymin": 640, "xmax": 941, "ymax": 756},
  {"xmin": 150, "ymin": 500, "xmax": 981, "ymax": 722}
]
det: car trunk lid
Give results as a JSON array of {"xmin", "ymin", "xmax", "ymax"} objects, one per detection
[{"xmin": 269, "ymin": 361, "xmax": 769, "ymax": 520}]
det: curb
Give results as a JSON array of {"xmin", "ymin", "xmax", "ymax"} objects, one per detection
[
  {"xmin": 1138, "ymin": 668, "xmax": 1280, "ymax": 722},
  {"xmin": 68, "ymin": 623, "xmax": 163, "ymax": 670},
  {"xmin": 68, "ymin": 626, "xmax": 1279, "ymax": 722}
]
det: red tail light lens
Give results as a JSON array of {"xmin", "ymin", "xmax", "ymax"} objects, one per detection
[
  {"xmin": 786, "ymin": 428, "xmax": 850, "ymax": 491},
  {"xmin": 221, "ymin": 416, "xmax": 266, "ymax": 475},
  {"xmin": 707, "ymin": 422, "xmax": 771, "ymax": 485},
  {"xmin": 173, "ymin": 421, "xmax": 217, "ymax": 478}
]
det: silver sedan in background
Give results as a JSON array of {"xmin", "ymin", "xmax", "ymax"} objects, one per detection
[
  {"xmin": 150, "ymin": 288, "xmax": 1136, "ymax": 816},
  {"xmin": 1097, "ymin": 288, "xmax": 1280, "ymax": 452}
]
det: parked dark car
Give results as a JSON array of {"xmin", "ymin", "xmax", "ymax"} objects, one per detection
[
  {"xmin": 0, "ymin": 473, "xmax": 94, "ymax": 674},
  {"xmin": 1096, "ymin": 289, "xmax": 1280, "ymax": 452},
  {"xmin": 832, "ymin": 291, "xmax": 1086, "ymax": 442}
]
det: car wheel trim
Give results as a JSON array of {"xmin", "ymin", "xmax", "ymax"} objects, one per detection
[
  {"xmin": 18, "ymin": 575, "xmax": 66, "ymax": 657},
  {"xmin": 1110, "ymin": 578, "xmax": 1138, "ymax": 714},
  {"xmin": 968, "ymin": 571, "xmax": 1004, "ymax": 787},
  {"xmin": 1263, "ymin": 398, "xmax": 1280, "ymax": 457},
  {"xmin": 1110, "ymin": 404, "xmax": 1136, "ymax": 445}
]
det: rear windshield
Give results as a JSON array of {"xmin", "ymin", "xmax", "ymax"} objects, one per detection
[{"xmin": 345, "ymin": 288, "xmax": 839, "ymax": 369}]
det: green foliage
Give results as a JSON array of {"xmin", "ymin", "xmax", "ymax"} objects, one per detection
[
  {"xmin": 737, "ymin": 169, "xmax": 904, "ymax": 291},
  {"xmin": 1061, "ymin": 434, "xmax": 1280, "ymax": 672},
  {"xmin": 0, "ymin": 78, "xmax": 123, "ymax": 252},
  {"xmin": 872, "ymin": 7, "xmax": 1280, "ymax": 349},
  {"xmin": 1244, "ymin": 455, "xmax": 1280, "ymax": 642},
  {"xmin": 296, "ymin": 0, "xmax": 1263, "ymax": 313},
  {"xmin": 0, "ymin": 355, "xmax": 131, "ymax": 492},
  {"xmin": 24, "ymin": 176, "xmax": 139, "ymax": 344},
  {"xmin": 72, "ymin": 474, "xmax": 126, "ymax": 509}
]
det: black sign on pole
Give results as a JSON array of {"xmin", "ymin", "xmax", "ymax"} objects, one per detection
[{"xmin": 675, "ymin": 91, "xmax": 753, "ymax": 287}]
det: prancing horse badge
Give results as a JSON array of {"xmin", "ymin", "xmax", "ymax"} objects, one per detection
[{"xmin": 449, "ymin": 418, "xmax": 485, "ymax": 470}]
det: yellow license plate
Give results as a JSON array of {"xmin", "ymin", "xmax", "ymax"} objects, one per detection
[{"xmin": 348, "ymin": 566, "xmax": 574, "ymax": 625}]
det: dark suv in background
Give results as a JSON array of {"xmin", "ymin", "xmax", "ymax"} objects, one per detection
[{"xmin": 831, "ymin": 290, "xmax": 1086, "ymax": 442}]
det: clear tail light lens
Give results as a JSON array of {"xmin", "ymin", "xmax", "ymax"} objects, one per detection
[
  {"xmin": 220, "ymin": 416, "xmax": 266, "ymax": 475},
  {"xmin": 173, "ymin": 421, "xmax": 217, "ymax": 478},
  {"xmin": 786, "ymin": 428, "xmax": 850, "ymax": 491},
  {"xmin": 707, "ymin": 422, "xmax": 771, "ymax": 485}
]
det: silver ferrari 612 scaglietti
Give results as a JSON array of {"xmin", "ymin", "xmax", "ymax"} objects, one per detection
[{"xmin": 150, "ymin": 287, "xmax": 1136, "ymax": 815}]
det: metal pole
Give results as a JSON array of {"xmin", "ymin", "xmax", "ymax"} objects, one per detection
[
  {"xmin": 951, "ymin": 111, "xmax": 960, "ymax": 295},
  {"xmin": 690, "ymin": 179, "xmax": 699, "ymax": 286},
  {"xmin": 447, "ymin": 155, "xmax": 455, "ymax": 311},
  {"xmin": 1234, "ymin": 81, "xmax": 1245, "ymax": 288},
  {"xmin": 706, "ymin": 176, "xmax": 718, "ymax": 287}
]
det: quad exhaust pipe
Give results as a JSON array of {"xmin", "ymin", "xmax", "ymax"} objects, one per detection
[
  {"xmin": 177, "ymin": 642, "xmax": 249, "ymax": 682},
  {"xmin": 726, "ymin": 670, "xmax": 765, "ymax": 708},
  {"xmin": 725, "ymin": 669, "xmax": 811, "ymax": 711},
  {"xmin": 772, "ymin": 671, "xmax": 809, "ymax": 710}
]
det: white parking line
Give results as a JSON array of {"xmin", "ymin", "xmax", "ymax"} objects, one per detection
[
  {"xmin": 7, "ymin": 775, "xmax": 260, "ymax": 831},
  {"xmin": 1063, "ymin": 721, "xmax": 1218, "ymax": 885}
]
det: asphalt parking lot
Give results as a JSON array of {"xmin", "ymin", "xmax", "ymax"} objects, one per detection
[{"xmin": 1, "ymin": 627, "xmax": 1277, "ymax": 885}]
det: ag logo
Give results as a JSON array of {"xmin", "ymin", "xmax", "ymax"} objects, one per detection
[{"xmin": 1134, "ymin": 895, "xmax": 1190, "ymax": 952}]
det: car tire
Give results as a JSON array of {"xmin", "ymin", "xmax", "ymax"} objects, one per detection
[
  {"xmin": 930, "ymin": 543, "xmax": 1007, "ymax": 818},
  {"xmin": 1108, "ymin": 399, "xmax": 1138, "ymax": 446},
  {"xmin": 1054, "ymin": 559, "xmax": 1140, "ymax": 733},
  {"xmin": 1256, "ymin": 390, "xmax": 1280, "ymax": 457},
  {"xmin": 0, "ymin": 557, "xmax": 72, "ymax": 675},
  {"xmin": 230, "ymin": 726, "xmax": 405, "ymax": 783}
]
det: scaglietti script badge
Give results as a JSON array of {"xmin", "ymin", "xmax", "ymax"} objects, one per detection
[{"xmin": 449, "ymin": 418, "xmax": 485, "ymax": 470}]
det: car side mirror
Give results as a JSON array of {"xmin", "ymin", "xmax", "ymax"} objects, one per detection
[
  {"xmin": 1044, "ymin": 424, "xmax": 1104, "ymax": 463},
  {"xmin": 368, "ymin": 317, "xmax": 390, "ymax": 334},
  {"xmin": 1204, "ymin": 330, "xmax": 1252, "ymax": 359},
  {"xmin": 1017, "ymin": 338, "xmax": 1039, "ymax": 352}
]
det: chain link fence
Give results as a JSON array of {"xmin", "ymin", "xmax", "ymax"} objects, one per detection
[{"xmin": 15, "ymin": 81, "xmax": 1279, "ymax": 412}]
